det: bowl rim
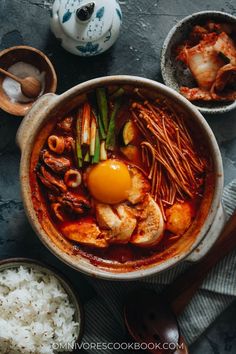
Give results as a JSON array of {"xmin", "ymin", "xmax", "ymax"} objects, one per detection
[
  {"xmin": 0, "ymin": 257, "xmax": 84, "ymax": 348},
  {"xmin": 160, "ymin": 10, "xmax": 236, "ymax": 114},
  {"xmin": 0, "ymin": 45, "xmax": 57, "ymax": 117},
  {"xmin": 18, "ymin": 75, "xmax": 224, "ymax": 280}
]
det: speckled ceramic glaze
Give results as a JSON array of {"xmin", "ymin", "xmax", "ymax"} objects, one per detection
[
  {"xmin": 16, "ymin": 76, "xmax": 224, "ymax": 280},
  {"xmin": 50, "ymin": 0, "xmax": 122, "ymax": 56},
  {"xmin": 161, "ymin": 11, "xmax": 236, "ymax": 114}
]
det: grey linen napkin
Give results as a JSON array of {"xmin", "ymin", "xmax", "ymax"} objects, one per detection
[{"xmin": 82, "ymin": 180, "xmax": 236, "ymax": 352}]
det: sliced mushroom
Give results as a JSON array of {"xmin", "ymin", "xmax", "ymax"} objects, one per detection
[{"xmin": 64, "ymin": 169, "xmax": 82, "ymax": 188}]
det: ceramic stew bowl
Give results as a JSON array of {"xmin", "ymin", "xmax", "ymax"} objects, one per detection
[{"xmin": 16, "ymin": 76, "xmax": 224, "ymax": 280}]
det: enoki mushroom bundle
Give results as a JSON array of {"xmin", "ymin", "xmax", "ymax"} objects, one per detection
[{"xmin": 131, "ymin": 98, "xmax": 206, "ymax": 216}]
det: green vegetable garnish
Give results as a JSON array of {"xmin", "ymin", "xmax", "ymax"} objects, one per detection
[
  {"xmin": 100, "ymin": 140, "xmax": 107, "ymax": 161},
  {"xmin": 96, "ymin": 88, "xmax": 108, "ymax": 134},
  {"xmin": 98, "ymin": 113, "xmax": 106, "ymax": 140},
  {"xmin": 110, "ymin": 87, "xmax": 125, "ymax": 99},
  {"xmin": 84, "ymin": 150, "xmax": 90, "ymax": 162},
  {"xmin": 92, "ymin": 130, "xmax": 100, "ymax": 164},
  {"xmin": 106, "ymin": 99, "xmax": 121, "ymax": 151},
  {"xmin": 76, "ymin": 109, "xmax": 83, "ymax": 168}
]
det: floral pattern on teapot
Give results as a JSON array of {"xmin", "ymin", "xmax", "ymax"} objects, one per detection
[{"xmin": 51, "ymin": 0, "xmax": 122, "ymax": 56}]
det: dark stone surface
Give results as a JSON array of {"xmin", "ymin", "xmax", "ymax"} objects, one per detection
[{"xmin": 0, "ymin": 0, "xmax": 236, "ymax": 353}]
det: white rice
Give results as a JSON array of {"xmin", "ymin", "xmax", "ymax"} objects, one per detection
[{"xmin": 0, "ymin": 266, "xmax": 80, "ymax": 354}]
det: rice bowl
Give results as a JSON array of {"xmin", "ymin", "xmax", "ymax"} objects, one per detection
[{"xmin": 0, "ymin": 259, "xmax": 84, "ymax": 354}]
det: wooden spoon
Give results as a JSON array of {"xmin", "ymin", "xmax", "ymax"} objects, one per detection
[
  {"xmin": 124, "ymin": 209, "xmax": 236, "ymax": 353},
  {"xmin": 124, "ymin": 289, "xmax": 182, "ymax": 354},
  {"xmin": 0, "ymin": 67, "xmax": 42, "ymax": 99}
]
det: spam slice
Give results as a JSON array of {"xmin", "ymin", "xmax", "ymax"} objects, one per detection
[{"xmin": 61, "ymin": 220, "xmax": 108, "ymax": 248}]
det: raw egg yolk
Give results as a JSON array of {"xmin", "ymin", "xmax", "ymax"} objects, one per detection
[{"xmin": 87, "ymin": 160, "xmax": 132, "ymax": 204}]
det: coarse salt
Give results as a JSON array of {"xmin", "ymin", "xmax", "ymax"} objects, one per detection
[{"xmin": 2, "ymin": 61, "xmax": 45, "ymax": 103}]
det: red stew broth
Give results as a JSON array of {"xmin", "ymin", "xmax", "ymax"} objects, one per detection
[{"xmin": 31, "ymin": 89, "xmax": 212, "ymax": 267}]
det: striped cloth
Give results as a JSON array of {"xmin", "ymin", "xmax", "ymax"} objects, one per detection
[{"xmin": 82, "ymin": 181, "xmax": 236, "ymax": 352}]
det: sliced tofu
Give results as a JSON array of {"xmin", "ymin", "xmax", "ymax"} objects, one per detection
[
  {"xmin": 95, "ymin": 203, "xmax": 122, "ymax": 230},
  {"xmin": 96, "ymin": 203, "xmax": 137, "ymax": 244},
  {"xmin": 61, "ymin": 220, "xmax": 108, "ymax": 248},
  {"xmin": 127, "ymin": 167, "xmax": 150, "ymax": 205},
  {"xmin": 131, "ymin": 195, "xmax": 164, "ymax": 247},
  {"xmin": 108, "ymin": 204, "xmax": 137, "ymax": 244}
]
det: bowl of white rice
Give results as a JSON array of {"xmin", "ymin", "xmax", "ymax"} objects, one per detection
[{"xmin": 0, "ymin": 258, "xmax": 84, "ymax": 354}]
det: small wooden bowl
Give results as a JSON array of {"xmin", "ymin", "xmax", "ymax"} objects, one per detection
[{"xmin": 0, "ymin": 46, "xmax": 57, "ymax": 116}]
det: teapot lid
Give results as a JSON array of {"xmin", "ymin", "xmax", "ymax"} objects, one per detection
[{"xmin": 58, "ymin": 0, "xmax": 116, "ymax": 42}]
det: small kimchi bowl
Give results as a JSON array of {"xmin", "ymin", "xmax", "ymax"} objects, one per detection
[
  {"xmin": 16, "ymin": 76, "xmax": 224, "ymax": 280},
  {"xmin": 161, "ymin": 11, "xmax": 236, "ymax": 114}
]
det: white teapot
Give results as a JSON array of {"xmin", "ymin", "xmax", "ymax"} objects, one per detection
[{"xmin": 50, "ymin": 0, "xmax": 122, "ymax": 56}]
